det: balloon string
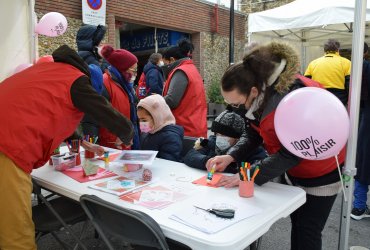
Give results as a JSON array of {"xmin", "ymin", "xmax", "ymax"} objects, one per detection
[{"xmin": 335, "ymin": 155, "xmax": 347, "ymax": 202}]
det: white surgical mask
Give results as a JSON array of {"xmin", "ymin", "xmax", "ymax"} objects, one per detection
[
  {"xmin": 130, "ymin": 75, "xmax": 136, "ymax": 83},
  {"xmin": 158, "ymin": 61, "xmax": 164, "ymax": 67},
  {"xmin": 215, "ymin": 136, "xmax": 231, "ymax": 151},
  {"xmin": 140, "ymin": 122, "xmax": 152, "ymax": 133}
]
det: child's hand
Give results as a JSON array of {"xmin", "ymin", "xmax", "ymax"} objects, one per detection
[
  {"xmin": 215, "ymin": 174, "xmax": 239, "ymax": 188},
  {"xmin": 206, "ymin": 155, "xmax": 234, "ymax": 172}
]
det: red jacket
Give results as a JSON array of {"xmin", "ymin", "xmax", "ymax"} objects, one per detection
[
  {"xmin": 259, "ymin": 75, "xmax": 345, "ymax": 178},
  {"xmin": 0, "ymin": 63, "xmax": 84, "ymax": 173},
  {"xmin": 163, "ymin": 60, "xmax": 207, "ymax": 137},
  {"xmin": 99, "ymin": 73, "xmax": 131, "ymax": 149}
]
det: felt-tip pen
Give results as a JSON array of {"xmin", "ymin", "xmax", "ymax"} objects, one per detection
[{"xmin": 207, "ymin": 164, "xmax": 216, "ymax": 183}]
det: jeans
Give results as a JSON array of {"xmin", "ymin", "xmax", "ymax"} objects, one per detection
[
  {"xmin": 353, "ymin": 180, "xmax": 369, "ymax": 210},
  {"xmin": 290, "ymin": 193, "xmax": 337, "ymax": 250}
]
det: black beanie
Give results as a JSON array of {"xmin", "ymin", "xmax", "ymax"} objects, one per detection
[{"xmin": 211, "ymin": 110, "xmax": 245, "ymax": 138}]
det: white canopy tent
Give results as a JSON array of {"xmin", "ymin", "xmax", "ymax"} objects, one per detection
[
  {"xmin": 249, "ymin": 1, "xmax": 368, "ymax": 250},
  {"xmin": 248, "ymin": 0, "xmax": 370, "ymax": 71},
  {"xmin": 0, "ymin": 0, "xmax": 37, "ymax": 82}
]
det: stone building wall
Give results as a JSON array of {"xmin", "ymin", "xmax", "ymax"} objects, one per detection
[
  {"xmin": 37, "ymin": 13, "xmax": 109, "ymax": 57},
  {"xmin": 202, "ymin": 32, "xmax": 244, "ymax": 90}
]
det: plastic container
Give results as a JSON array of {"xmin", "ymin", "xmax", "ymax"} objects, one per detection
[
  {"xmin": 52, "ymin": 153, "xmax": 77, "ymax": 171},
  {"xmin": 239, "ymin": 180, "xmax": 254, "ymax": 198},
  {"xmin": 123, "ymin": 164, "xmax": 143, "ymax": 172},
  {"xmin": 84, "ymin": 150, "xmax": 95, "ymax": 159}
]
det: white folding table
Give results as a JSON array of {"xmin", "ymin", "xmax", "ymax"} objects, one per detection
[{"xmin": 32, "ymin": 151, "xmax": 306, "ymax": 250}]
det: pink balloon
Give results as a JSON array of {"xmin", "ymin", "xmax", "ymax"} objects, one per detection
[
  {"xmin": 35, "ymin": 12, "xmax": 68, "ymax": 37},
  {"xmin": 36, "ymin": 55, "xmax": 54, "ymax": 64},
  {"xmin": 274, "ymin": 87, "xmax": 349, "ymax": 160},
  {"xmin": 14, "ymin": 63, "xmax": 33, "ymax": 74}
]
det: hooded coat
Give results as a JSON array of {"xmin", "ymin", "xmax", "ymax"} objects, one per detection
[
  {"xmin": 138, "ymin": 95, "xmax": 184, "ymax": 162},
  {"xmin": 76, "ymin": 24, "xmax": 107, "ymax": 71},
  {"xmin": 227, "ymin": 42, "xmax": 345, "ymax": 193}
]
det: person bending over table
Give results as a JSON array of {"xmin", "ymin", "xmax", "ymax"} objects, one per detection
[
  {"xmin": 207, "ymin": 42, "xmax": 345, "ymax": 250},
  {"xmin": 0, "ymin": 45, "xmax": 133, "ymax": 250}
]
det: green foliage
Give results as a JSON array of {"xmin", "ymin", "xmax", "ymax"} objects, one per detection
[{"xmin": 207, "ymin": 79, "xmax": 225, "ymax": 104}]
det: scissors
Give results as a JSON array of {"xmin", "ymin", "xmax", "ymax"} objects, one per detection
[{"xmin": 193, "ymin": 206, "xmax": 235, "ymax": 219}]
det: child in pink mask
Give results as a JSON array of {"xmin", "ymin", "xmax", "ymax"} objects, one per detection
[{"xmin": 137, "ymin": 94, "xmax": 184, "ymax": 162}]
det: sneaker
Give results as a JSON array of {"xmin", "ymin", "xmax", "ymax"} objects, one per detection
[{"xmin": 351, "ymin": 207, "xmax": 370, "ymax": 220}]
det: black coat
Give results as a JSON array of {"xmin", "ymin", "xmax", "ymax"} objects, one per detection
[
  {"xmin": 355, "ymin": 60, "xmax": 370, "ymax": 184},
  {"xmin": 183, "ymin": 135, "xmax": 266, "ymax": 173},
  {"xmin": 76, "ymin": 25, "xmax": 107, "ymax": 71},
  {"xmin": 140, "ymin": 125, "xmax": 184, "ymax": 162}
]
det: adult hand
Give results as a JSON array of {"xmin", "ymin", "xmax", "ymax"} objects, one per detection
[
  {"xmin": 215, "ymin": 174, "xmax": 240, "ymax": 188},
  {"xmin": 206, "ymin": 155, "xmax": 235, "ymax": 172},
  {"xmin": 81, "ymin": 140, "xmax": 105, "ymax": 156},
  {"xmin": 93, "ymin": 145, "xmax": 105, "ymax": 156}
]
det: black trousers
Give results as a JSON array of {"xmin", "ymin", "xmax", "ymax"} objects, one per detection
[{"xmin": 290, "ymin": 193, "xmax": 337, "ymax": 250}]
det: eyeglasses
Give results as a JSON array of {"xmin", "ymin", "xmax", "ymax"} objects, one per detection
[
  {"xmin": 224, "ymin": 97, "xmax": 248, "ymax": 108},
  {"xmin": 128, "ymin": 67, "xmax": 138, "ymax": 73}
]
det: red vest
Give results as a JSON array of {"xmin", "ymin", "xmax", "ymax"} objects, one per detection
[
  {"xmin": 0, "ymin": 63, "xmax": 85, "ymax": 173},
  {"xmin": 163, "ymin": 60, "xmax": 207, "ymax": 137},
  {"xmin": 99, "ymin": 73, "xmax": 131, "ymax": 149},
  {"xmin": 259, "ymin": 75, "xmax": 345, "ymax": 178}
]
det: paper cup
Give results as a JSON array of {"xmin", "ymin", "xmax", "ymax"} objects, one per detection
[{"xmin": 239, "ymin": 180, "xmax": 254, "ymax": 198}]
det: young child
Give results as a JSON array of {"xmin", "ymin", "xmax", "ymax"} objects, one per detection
[
  {"xmin": 137, "ymin": 94, "xmax": 184, "ymax": 162},
  {"xmin": 183, "ymin": 108, "xmax": 266, "ymax": 173}
]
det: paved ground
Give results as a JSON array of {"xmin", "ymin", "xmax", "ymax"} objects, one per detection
[{"xmin": 36, "ymin": 191, "xmax": 370, "ymax": 250}]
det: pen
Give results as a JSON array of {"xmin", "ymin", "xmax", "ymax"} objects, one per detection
[
  {"xmin": 104, "ymin": 151, "xmax": 110, "ymax": 171},
  {"xmin": 251, "ymin": 166, "xmax": 260, "ymax": 182},
  {"xmin": 207, "ymin": 164, "xmax": 216, "ymax": 183}
]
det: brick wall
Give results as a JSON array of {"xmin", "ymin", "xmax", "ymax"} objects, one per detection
[
  {"xmin": 35, "ymin": 0, "xmax": 247, "ymax": 97},
  {"xmin": 35, "ymin": 0, "xmax": 246, "ymax": 44}
]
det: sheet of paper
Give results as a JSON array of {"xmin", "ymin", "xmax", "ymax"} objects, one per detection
[
  {"xmin": 192, "ymin": 174, "xmax": 223, "ymax": 188},
  {"xmin": 62, "ymin": 167, "xmax": 117, "ymax": 183},
  {"xmin": 120, "ymin": 182, "xmax": 196, "ymax": 209},
  {"xmin": 170, "ymin": 197, "xmax": 263, "ymax": 234},
  {"xmin": 139, "ymin": 190, "xmax": 174, "ymax": 202},
  {"xmin": 115, "ymin": 150, "xmax": 158, "ymax": 165},
  {"xmin": 89, "ymin": 176, "xmax": 152, "ymax": 196}
]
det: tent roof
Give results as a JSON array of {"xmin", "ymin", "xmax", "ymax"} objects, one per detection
[{"xmin": 248, "ymin": 0, "xmax": 370, "ymax": 33}]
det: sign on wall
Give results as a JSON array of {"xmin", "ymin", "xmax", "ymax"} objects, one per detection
[
  {"xmin": 121, "ymin": 29, "xmax": 189, "ymax": 52},
  {"xmin": 82, "ymin": 0, "xmax": 106, "ymax": 26}
]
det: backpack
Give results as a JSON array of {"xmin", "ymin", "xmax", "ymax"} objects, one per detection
[{"xmin": 136, "ymin": 73, "xmax": 149, "ymax": 100}]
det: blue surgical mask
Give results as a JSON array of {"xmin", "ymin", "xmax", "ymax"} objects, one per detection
[{"xmin": 216, "ymin": 136, "xmax": 232, "ymax": 151}]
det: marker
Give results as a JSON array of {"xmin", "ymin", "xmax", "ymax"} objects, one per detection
[
  {"xmin": 104, "ymin": 151, "xmax": 110, "ymax": 171},
  {"xmin": 251, "ymin": 166, "xmax": 260, "ymax": 182},
  {"xmin": 207, "ymin": 164, "xmax": 216, "ymax": 183}
]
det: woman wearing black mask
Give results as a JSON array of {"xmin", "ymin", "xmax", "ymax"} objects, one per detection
[{"xmin": 207, "ymin": 42, "xmax": 345, "ymax": 250}]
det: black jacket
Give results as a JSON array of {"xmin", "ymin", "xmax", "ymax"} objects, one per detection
[
  {"xmin": 140, "ymin": 125, "xmax": 184, "ymax": 162},
  {"xmin": 184, "ymin": 135, "xmax": 266, "ymax": 173},
  {"xmin": 76, "ymin": 24, "xmax": 107, "ymax": 71}
]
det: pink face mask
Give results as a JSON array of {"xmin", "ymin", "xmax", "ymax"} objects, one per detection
[{"xmin": 140, "ymin": 122, "xmax": 152, "ymax": 133}]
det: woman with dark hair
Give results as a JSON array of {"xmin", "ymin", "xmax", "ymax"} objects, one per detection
[
  {"xmin": 162, "ymin": 39, "xmax": 207, "ymax": 138},
  {"xmin": 208, "ymin": 42, "xmax": 346, "ymax": 250}
]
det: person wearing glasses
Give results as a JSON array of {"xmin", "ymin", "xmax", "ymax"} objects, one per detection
[
  {"xmin": 81, "ymin": 45, "xmax": 140, "ymax": 149},
  {"xmin": 207, "ymin": 42, "xmax": 345, "ymax": 250}
]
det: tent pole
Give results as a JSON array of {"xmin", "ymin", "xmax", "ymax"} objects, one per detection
[
  {"xmin": 28, "ymin": 0, "xmax": 36, "ymax": 63},
  {"xmin": 229, "ymin": 0, "xmax": 234, "ymax": 64},
  {"xmin": 338, "ymin": 0, "xmax": 366, "ymax": 249},
  {"xmin": 300, "ymin": 31, "xmax": 306, "ymax": 73}
]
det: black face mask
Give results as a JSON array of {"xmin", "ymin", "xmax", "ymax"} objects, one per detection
[{"xmin": 232, "ymin": 106, "xmax": 248, "ymax": 118}]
